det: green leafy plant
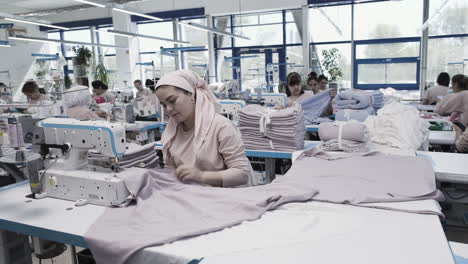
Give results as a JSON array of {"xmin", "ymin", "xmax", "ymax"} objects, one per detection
[
  {"xmin": 72, "ymin": 46, "xmax": 92, "ymax": 66},
  {"xmin": 64, "ymin": 75, "xmax": 73, "ymax": 89},
  {"xmin": 321, "ymin": 48, "xmax": 343, "ymax": 82},
  {"xmin": 94, "ymin": 55, "xmax": 109, "ymax": 85}
]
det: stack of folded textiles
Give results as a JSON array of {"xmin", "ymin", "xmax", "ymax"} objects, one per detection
[
  {"xmin": 317, "ymin": 121, "xmax": 369, "ymax": 152},
  {"xmin": 335, "ymin": 90, "xmax": 385, "ymax": 122},
  {"xmin": 239, "ymin": 103, "xmax": 305, "ymax": 151}
]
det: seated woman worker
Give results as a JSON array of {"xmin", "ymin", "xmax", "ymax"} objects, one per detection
[{"xmin": 155, "ymin": 70, "xmax": 252, "ymax": 187}]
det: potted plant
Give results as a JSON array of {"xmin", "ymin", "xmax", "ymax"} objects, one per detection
[
  {"xmin": 321, "ymin": 48, "xmax": 343, "ymax": 89},
  {"xmin": 94, "ymin": 53, "xmax": 109, "ymax": 85},
  {"xmin": 72, "ymin": 46, "xmax": 92, "ymax": 83}
]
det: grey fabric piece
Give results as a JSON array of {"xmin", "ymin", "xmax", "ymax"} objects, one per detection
[
  {"xmin": 298, "ymin": 90, "xmax": 332, "ymax": 125},
  {"xmin": 84, "ymin": 167, "xmax": 318, "ymax": 264},
  {"xmin": 284, "ymin": 148, "xmax": 441, "ymax": 204},
  {"xmin": 318, "ymin": 122, "xmax": 368, "ymax": 143}
]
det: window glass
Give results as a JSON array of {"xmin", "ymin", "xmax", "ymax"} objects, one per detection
[{"xmin": 354, "ymin": 1, "xmax": 422, "ymax": 39}]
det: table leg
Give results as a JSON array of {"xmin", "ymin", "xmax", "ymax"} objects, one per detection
[{"xmin": 264, "ymin": 158, "xmax": 276, "ymax": 183}]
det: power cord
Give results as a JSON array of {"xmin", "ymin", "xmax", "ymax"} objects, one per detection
[{"xmin": 442, "ymin": 190, "xmax": 468, "ymax": 200}]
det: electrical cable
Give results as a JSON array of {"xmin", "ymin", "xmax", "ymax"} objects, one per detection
[{"xmin": 442, "ymin": 190, "xmax": 468, "ymax": 200}]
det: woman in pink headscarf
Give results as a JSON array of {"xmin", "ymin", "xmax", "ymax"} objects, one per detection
[{"xmin": 155, "ymin": 70, "xmax": 251, "ymax": 187}]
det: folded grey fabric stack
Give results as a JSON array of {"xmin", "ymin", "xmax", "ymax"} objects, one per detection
[
  {"xmin": 118, "ymin": 143, "xmax": 159, "ymax": 169},
  {"xmin": 88, "ymin": 142, "xmax": 159, "ymax": 169},
  {"xmin": 335, "ymin": 90, "xmax": 385, "ymax": 122},
  {"xmin": 239, "ymin": 104, "xmax": 305, "ymax": 151},
  {"xmin": 318, "ymin": 122, "xmax": 369, "ymax": 152}
]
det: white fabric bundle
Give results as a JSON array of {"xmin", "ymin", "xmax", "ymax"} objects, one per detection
[{"xmin": 364, "ymin": 102, "xmax": 430, "ymax": 151}]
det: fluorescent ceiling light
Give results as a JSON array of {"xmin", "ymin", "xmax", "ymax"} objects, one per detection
[
  {"xmin": 71, "ymin": 0, "xmax": 107, "ymax": 8},
  {"xmin": 180, "ymin": 22, "xmax": 250, "ymax": 40},
  {"xmin": 4, "ymin": 17, "xmax": 69, "ymax": 30},
  {"xmin": 10, "ymin": 35, "xmax": 128, "ymax": 49},
  {"xmin": 112, "ymin": 7, "xmax": 163, "ymax": 21},
  {"xmin": 107, "ymin": 29, "xmax": 190, "ymax": 45}
]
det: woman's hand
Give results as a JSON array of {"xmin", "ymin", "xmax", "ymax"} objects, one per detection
[
  {"xmin": 95, "ymin": 110, "xmax": 107, "ymax": 118},
  {"xmin": 176, "ymin": 164, "xmax": 204, "ymax": 183}
]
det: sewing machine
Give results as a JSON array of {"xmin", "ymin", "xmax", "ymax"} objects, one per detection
[
  {"xmin": 251, "ymin": 93, "xmax": 287, "ymax": 108},
  {"xmin": 219, "ymin": 100, "xmax": 246, "ymax": 122},
  {"xmin": 33, "ymin": 118, "xmax": 131, "ymax": 207}
]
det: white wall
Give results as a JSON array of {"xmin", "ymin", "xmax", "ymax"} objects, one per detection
[
  {"xmin": 0, "ymin": 23, "xmax": 49, "ymax": 101},
  {"xmin": 43, "ymin": 0, "xmax": 307, "ymax": 24}
]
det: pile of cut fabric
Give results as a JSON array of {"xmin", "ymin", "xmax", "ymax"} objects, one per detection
[
  {"xmin": 88, "ymin": 142, "xmax": 159, "ymax": 169},
  {"xmin": 239, "ymin": 103, "xmax": 305, "ymax": 151},
  {"xmin": 299, "ymin": 90, "xmax": 332, "ymax": 125},
  {"xmin": 364, "ymin": 102, "xmax": 430, "ymax": 151},
  {"xmin": 84, "ymin": 167, "xmax": 318, "ymax": 264},
  {"xmin": 285, "ymin": 147, "xmax": 443, "ymax": 205},
  {"xmin": 335, "ymin": 90, "xmax": 384, "ymax": 122},
  {"xmin": 318, "ymin": 121, "xmax": 369, "ymax": 152}
]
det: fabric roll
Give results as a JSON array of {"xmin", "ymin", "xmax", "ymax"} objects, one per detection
[{"xmin": 318, "ymin": 122, "xmax": 368, "ymax": 143}]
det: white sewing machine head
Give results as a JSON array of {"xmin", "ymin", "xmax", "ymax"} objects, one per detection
[
  {"xmin": 33, "ymin": 118, "xmax": 130, "ymax": 206},
  {"xmin": 37, "ymin": 118, "xmax": 126, "ymax": 158}
]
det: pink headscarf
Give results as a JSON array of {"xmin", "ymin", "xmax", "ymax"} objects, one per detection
[{"xmin": 155, "ymin": 70, "xmax": 220, "ymax": 163}]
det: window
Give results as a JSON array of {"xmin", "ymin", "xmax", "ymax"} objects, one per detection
[
  {"xmin": 138, "ymin": 21, "xmax": 174, "ymax": 53},
  {"xmin": 214, "ymin": 16, "xmax": 232, "ymax": 48},
  {"xmin": 286, "ymin": 46, "xmax": 306, "ymax": 75},
  {"xmin": 356, "ymin": 42, "xmax": 420, "ymax": 59},
  {"xmin": 286, "ymin": 10, "xmax": 301, "ymax": 44},
  {"xmin": 183, "ymin": 50, "xmax": 209, "ymax": 78},
  {"xmin": 233, "ymin": 11, "xmax": 283, "ymax": 47},
  {"xmin": 138, "ymin": 53, "xmax": 160, "ymax": 82},
  {"xmin": 234, "ymin": 24, "xmax": 283, "ymax": 47},
  {"xmin": 63, "ymin": 29, "xmax": 92, "ymax": 56},
  {"xmin": 234, "ymin": 12, "xmax": 282, "ymax": 26},
  {"xmin": 217, "ymin": 50, "xmax": 233, "ymax": 81},
  {"xmin": 240, "ymin": 54, "xmax": 266, "ymax": 91},
  {"xmin": 354, "ymin": 1, "xmax": 422, "ymax": 40},
  {"xmin": 312, "ymin": 44, "xmax": 351, "ymax": 88},
  {"xmin": 47, "ymin": 32, "xmax": 62, "ymax": 55},
  {"xmin": 180, "ymin": 18, "xmax": 208, "ymax": 47},
  {"xmin": 427, "ymin": 37, "xmax": 468, "ymax": 83},
  {"xmin": 428, "ymin": 0, "xmax": 468, "ymax": 36},
  {"xmin": 309, "ymin": 5, "xmax": 351, "ymax": 42},
  {"xmin": 97, "ymin": 26, "xmax": 115, "ymax": 55},
  {"xmin": 357, "ymin": 62, "xmax": 417, "ymax": 85}
]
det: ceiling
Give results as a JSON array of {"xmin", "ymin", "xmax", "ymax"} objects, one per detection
[{"xmin": 0, "ymin": 0, "xmax": 84, "ymax": 15}]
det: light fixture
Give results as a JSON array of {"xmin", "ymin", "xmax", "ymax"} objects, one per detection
[
  {"xmin": 180, "ymin": 22, "xmax": 250, "ymax": 40},
  {"xmin": 9, "ymin": 35, "xmax": 128, "ymax": 49},
  {"xmin": 106, "ymin": 29, "xmax": 190, "ymax": 45},
  {"xmin": 71, "ymin": 0, "xmax": 107, "ymax": 8},
  {"xmin": 4, "ymin": 18, "xmax": 69, "ymax": 30},
  {"xmin": 112, "ymin": 7, "xmax": 163, "ymax": 21}
]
